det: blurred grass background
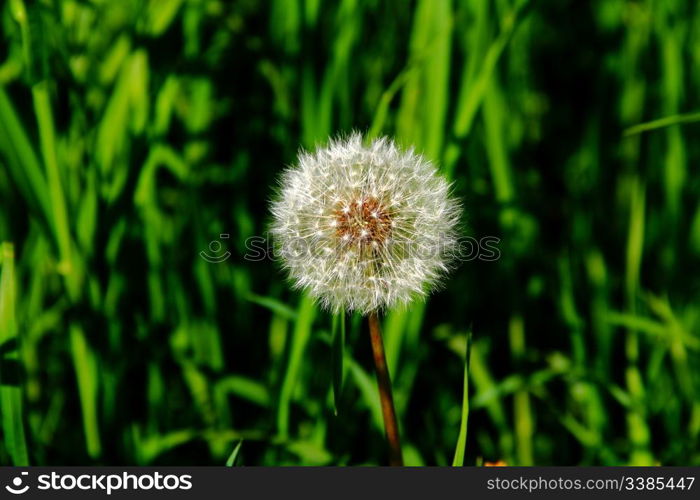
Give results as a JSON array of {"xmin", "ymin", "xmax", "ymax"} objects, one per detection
[{"xmin": 0, "ymin": 0, "xmax": 699, "ymax": 466}]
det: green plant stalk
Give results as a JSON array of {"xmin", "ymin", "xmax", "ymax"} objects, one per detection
[
  {"xmin": 33, "ymin": 81, "xmax": 100, "ymax": 458},
  {"xmin": 277, "ymin": 295, "xmax": 315, "ymax": 438},
  {"xmin": 29, "ymin": 40, "xmax": 97, "ymax": 457},
  {"xmin": 368, "ymin": 312, "xmax": 403, "ymax": 466},
  {"xmin": 624, "ymin": 177, "xmax": 653, "ymax": 465},
  {"xmin": 452, "ymin": 331, "xmax": 471, "ymax": 466},
  {"xmin": 0, "ymin": 243, "xmax": 29, "ymax": 465},
  {"xmin": 70, "ymin": 324, "xmax": 101, "ymax": 458},
  {"xmin": 0, "ymin": 88, "xmax": 51, "ymax": 221},
  {"xmin": 32, "ymin": 83, "xmax": 81, "ymax": 300},
  {"xmin": 624, "ymin": 111, "xmax": 700, "ymax": 136},
  {"xmin": 510, "ymin": 315, "xmax": 533, "ymax": 465}
]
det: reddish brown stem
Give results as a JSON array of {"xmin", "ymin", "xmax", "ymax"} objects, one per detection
[{"xmin": 368, "ymin": 311, "xmax": 403, "ymax": 466}]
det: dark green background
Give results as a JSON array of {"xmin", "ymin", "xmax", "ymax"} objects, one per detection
[{"xmin": 0, "ymin": 0, "xmax": 698, "ymax": 466}]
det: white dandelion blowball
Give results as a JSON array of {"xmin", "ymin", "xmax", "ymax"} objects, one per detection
[{"xmin": 270, "ymin": 133, "xmax": 461, "ymax": 315}]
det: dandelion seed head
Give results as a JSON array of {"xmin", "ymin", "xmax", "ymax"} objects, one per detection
[{"xmin": 270, "ymin": 133, "xmax": 461, "ymax": 314}]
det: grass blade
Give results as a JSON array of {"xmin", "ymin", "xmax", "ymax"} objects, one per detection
[
  {"xmin": 624, "ymin": 111, "xmax": 700, "ymax": 136},
  {"xmin": 32, "ymin": 82, "xmax": 81, "ymax": 300},
  {"xmin": 0, "ymin": 88, "xmax": 50, "ymax": 221},
  {"xmin": 226, "ymin": 440, "xmax": 243, "ymax": 466},
  {"xmin": 277, "ymin": 294, "xmax": 316, "ymax": 437},
  {"xmin": 0, "ymin": 242, "xmax": 29, "ymax": 465},
  {"xmin": 70, "ymin": 324, "xmax": 101, "ymax": 458},
  {"xmin": 452, "ymin": 331, "xmax": 472, "ymax": 466}
]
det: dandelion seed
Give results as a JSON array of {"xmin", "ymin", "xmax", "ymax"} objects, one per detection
[{"xmin": 270, "ymin": 133, "xmax": 461, "ymax": 314}]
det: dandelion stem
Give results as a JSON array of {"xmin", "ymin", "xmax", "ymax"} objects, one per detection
[{"xmin": 368, "ymin": 311, "xmax": 403, "ymax": 466}]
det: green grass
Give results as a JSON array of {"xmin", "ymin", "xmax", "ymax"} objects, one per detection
[
  {"xmin": 0, "ymin": 243, "xmax": 29, "ymax": 465},
  {"xmin": 0, "ymin": 0, "xmax": 699, "ymax": 466}
]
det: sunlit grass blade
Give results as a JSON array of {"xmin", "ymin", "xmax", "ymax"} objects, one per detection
[
  {"xmin": 0, "ymin": 242, "xmax": 29, "ymax": 465},
  {"xmin": 245, "ymin": 293, "xmax": 298, "ymax": 321},
  {"xmin": 226, "ymin": 440, "xmax": 243, "ymax": 466},
  {"xmin": 367, "ymin": 67, "xmax": 418, "ymax": 140},
  {"xmin": 131, "ymin": 426, "xmax": 196, "ymax": 465},
  {"xmin": 277, "ymin": 294, "xmax": 316, "ymax": 438},
  {"xmin": 32, "ymin": 82, "xmax": 82, "ymax": 300},
  {"xmin": 347, "ymin": 358, "xmax": 383, "ymax": 432},
  {"xmin": 623, "ymin": 176, "xmax": 653, "ymax": 466},
  {"xmin": 0, "ymin": 88, "xmax": 51, "ymax": 222},
  {"xmin": 469, "ymin": 340, "xmax": 512, "ymax": 461},
  {"xmin": 623, "ymin": 111, "xmax": 700, "ymax": 136},
  {"xmin": 509, "ymin": 316, "xmax": 533, "ymax": 465},
  {"xmin": 214, "ymin": 375, "xmax": 270, "ymax": 408},
  {"xmin": 70, "ymin": 324, "xmax": 101, "ymax": 458},
  {"xmin": 397, "ymin": 0, "xmax": 453, "ymax": 160},
  {"xmin": 452, "ymin": 330, "xmax": 472, "ymax": 466}
]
